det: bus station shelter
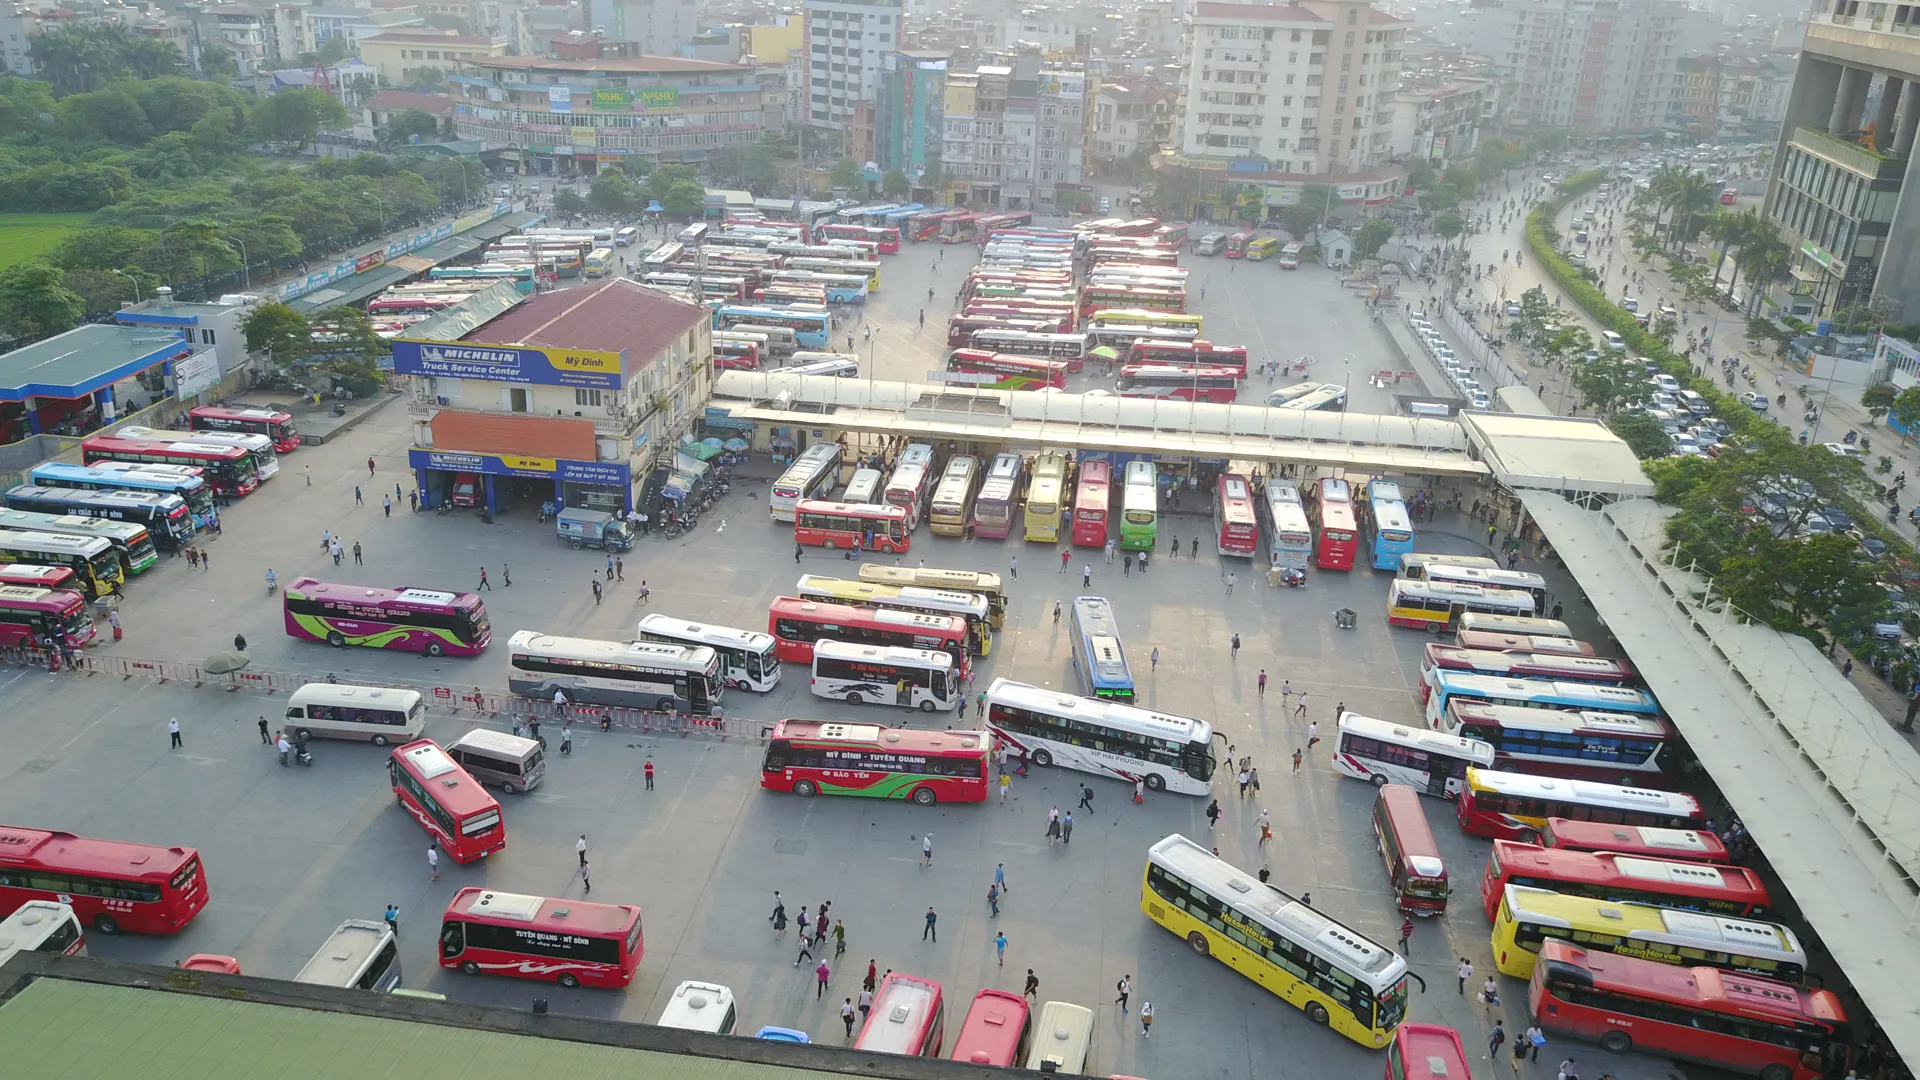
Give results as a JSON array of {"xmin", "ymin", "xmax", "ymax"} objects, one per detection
[{"xmin": 0, "ymin": 323, "xmax": 197, "ymax": 439}]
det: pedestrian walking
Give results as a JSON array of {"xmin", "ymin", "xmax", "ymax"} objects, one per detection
[
  {"xmin": 426, "ymin": 841, "xmax": 439, "ymax": 881},
  {"xmin": 1230, "ymin": 633, "xmax": 1241, "ymax": 659},
  {"xmin": 1061, "ymin": 811, "xmax": 1074, "ymax": 844},
  {"xmin": 841, "ymin": 998, "xmax": 858, "ymax": 1037},
  {"xmin": 1551, "ymin": 601, "xmax": 1563, "ymax": 621},
  {"xmin": 794, "ymin": 935, "xmax": 814, "ymax": 965},
  {"xmin": 1297, "ymin": 695, "xmax": 1311, "ymax": 721},
  {"xmin": 995, "ymin": 862, "xmax": 1008, "ymax": 895},
  {"xmin": 168, "ymin": 718, "xmax": 182, "ymax": 748},
  {"xmin": 395, "ymin": 483, "xmax": 402, "ymax": 503},
  {"xmin": 1046, "ymin": 806, "xmax": 1062, "ymax": 845},
  {"xmin": 922, "ymin": 907, "xmax": 938, "ymax": 942},
  {"xmin": 1397, "ymin": 916, "xmax": 1414, "ymax": 952},
  {"xmin": 1024, "ymin": 969, "xmax": 1039, "ymax": 1000},
  {"xmin": 408, "ymin": 490, "xmax": 418, "ymax": 512},
  {"xmin": 305, "ymin": 465, "xmax": 312, "ymax": 487},
  {"xmin": 1257, "ymin": 669, "xmax": 1267, "ymax": 695},
  {"xmin": 1205, "ymin": 798, "xmax": 1221, "ymax": 829},
  {"xmin": 383, "ymin": 494, "xmax": 392, "ymax": 517},
  {"xmin": 1077, "ymin": 784, "xmax": 1094, "ymax": 811},
  {"xmin": 1489, "ymin": 1020, "xmax": 1507, "ymax": 1060},
  {"xmin": 1557, "ymin": 1058, "xmax": 1576, "ymax": 1080},
  {"xmin": 1238, "ymin": 767, "xmax": 1251, "ymax": 798},
  {"xmin": 576, "ymin": 835, "xmax": 588, "ymax": 866},
  {"xmin": 606, "ymin": 554, "xmax": 614, "ymax": 579},
  {"xmin": 1115, "ymin": 975, "xmax": 1131, "ymax": 1013},
  {"xmin": 1226, "ymin": 571, "xmax": 1237, "ymax": 595},
  {"xmin": 1306, "ymin": 718, "xmax": 1318, "ymax": 745},
  {"xmin": 1123, "ymin": 552, "xmax": 1132, "ymax": 576},
  {"xmin": 1843, "ymin": 657, "xmax": 1854, "ymax": 678},
  {"xmin": 580, "ymin": 861, "xmax": 590, "ymax": 894},
  {"xmin": 833, "ymin": 918, "xmax": 846, "ymax": 956},
  {"xmin": 1457, "ymin": 957, "xmax": 1473, "ymax": 994},
  {"xmin": 987, "ymin": 882, "xmax": 1000, "ymax": 917},
  {"xmin": 795, "ymin": 542, "xmax": 804, "ymax": 564},
  {"xmin": 1150, "ymin": 646, "xmax": 1159, "ymax": 670},
  {"xmin": 1170, "ymin": 533, "xmax": 1178, "ymax": 558},
  {"xmin": 1059, "ymin": 549, "xmax": 1069, "ymax": 573},
  {"xmin": 994, "ymin": 931, "xmax": 1008, "ymax": 965},
  {"xmin": 1140, "ymin": 1001, "xmax": 1153, "ymax": 1037},
  {"xmin": 354, "ymin": 486, "xmax": 363, "ymax": 506},
  {"xmin": 383, "ymin": 903, "xmax": 398, "ymax": 937},
  {"xmin": 998, "ymin": 770, "xmax": 1010, "ymax": 800},
  {"xmin": 1292, "ymin": 746, "xmax": 1304, "ymax": 773},
  {"xmin": 352, "ymin": 541, "xmax": 362, "ymax": 566},
  {"xmin": 1106, "ymin": 537, "xmax": 1116, "ymax": 562},
  {"xmin": 186, "ymin": 547, "xmax": 198, "ymax": 569},
  {"xmin": 1525, "ymin": 1025, "xmax": 1544, "ymax": 1062},
  {"xmin": 1191, "ymin": 537, "xmax": 1199, "ymax": 558},
  {"xmin": 1257, "ymin": 809, "xmax": 1272, "ymax": 845},
  {"xmin": 478, "ymin": 567, "xmax": 490, "ymax": 590},
  {"xmin": 1009, "ymin": 554, "xmax": 1017, "ymax": 578},
  {"xmin": 592, "ymin": 578, "xmax": 603, "ymax": 604},
  {"xmin": 258, "ymin": 716, "xmax": 270, "ymax": 744},
  {"xmin": 1081, "ymin": 563, "xmax": 1092, "ymax": 587},
  {"xmin": 330, "ymin": 540, "xmax": 341, "ymax": 565},
  {"xmin": 234, "ymin": 632, "xmax": 247, "ymax": 652},
  {"xmin": 200, "ymin": 549, "xmax": 209, "ymax": 572},
  {"xmin": 864, "ymin": 960, "xmax": 877, "ymax": 994},
  {"xmin": 772, "ymin": 906, "xmax": 789, "ymax": 938},
  {"xmin": 367, "ymin": 456, "xmax": 377, "ymax": 477},
  {"xmin": 615, "ymin": 557, "xmax": 624, "ymax": 581}
]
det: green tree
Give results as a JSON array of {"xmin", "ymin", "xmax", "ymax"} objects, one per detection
[
  {"xmin": 1353, "ymin": 217, "xmax": 1394, "ymax": 261},
  {"xmin": 378, "ymin": 108, "xmax": 442, "ymax": 147},
  {"xmin": 198, "ymin": 44, "xmax": 238, "ymax": 80},
  {"xmin": 307, "ymin": 305, "xmax": 388, "ymax": 389},
  {"xmin": 1723, "ymin": 533, "xmax": 1882, "ymax": 634},
  {"xmin": 239, "ymin": 301, "xmax": 312, "ymax": 367},
  {"xmin": 661, "ymin": 179, "xmax": 705, "ymax": 219},
  {"xmin": 1652, "ymin": 315, "xmax": 1679, "ymax": 345},
  {"xmin": 1276, "ymin": 184, "xmax": 1335, "ymax": 240},
  {"xmin": 644, "ymin": 164, "xmax": 696, "ymax": 203},
  {"xmin": 1862, "ymin": 382, "xmax": 1896, "ymax": 424},
  {"xmin": 1432, "ymin": 210, "xmax": 1464, "ymax": 247},
  {"xmin": 1543, "ymin": 324, "xmax": 1595, "ymax": 369},
  {"xmin": 828, "ymin": 156, "xmax": 863, "ymax": 191},
  {"xmin": 0, "ymin": 263, "xmax": 84, "ymax": 341},
  {"xmin": 312, "ymin": 38, "xmax": 354, "ymax": 67},
  {"xmin": 29, "ymin": 24, "xmax": 181, "ymax": 96},
  {"xmin": 588, "ymin": 168, "xmax": 641, "ymax": 216},
  {"xmin": 881, "ymin": 168, "xmax": 910, "ymax": 201},
  {"xmin": 60, "ymin": 83, "xmax": 153, "ymax": 144},
  {"xmin": 251, "ymin": 89, "xmax": 350, "ymax": 150},
  {"xmin": 553, "ymin": 189, "xmax": 587, "ymax": 217},
  {"xmin": 1577, "ymin": 353, "xmax": 1646, "ymax": 414},
  {"xmin": 1892, "ymin": 385, "xmax": 1920, "ymax": 444},
  {"xmin": 1608, "ymin": 409, "xmax": 1673, "ymax": 459},
  {"xmin": 1403, "ymin": 160, "xmax": 1437, "ymax": 190}
]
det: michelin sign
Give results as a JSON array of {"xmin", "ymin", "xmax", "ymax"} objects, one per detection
[{"xmin": 389, "ymin": 339, "xmax": 626, "ymax": 389}]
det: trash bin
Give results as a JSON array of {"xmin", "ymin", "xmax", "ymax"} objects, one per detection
[{"xmin": 1334, "ymin": 608, "xmax": 1357, "ymax": 629}]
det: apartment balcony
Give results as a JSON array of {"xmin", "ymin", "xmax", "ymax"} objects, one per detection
[
  {"xmin": 1788, "ymin": 125, "xmax": 1909, "ymax": 180},
  {"xmin": 1806, "ymin": 11, "xmax": 1920, "ymax": 75}
]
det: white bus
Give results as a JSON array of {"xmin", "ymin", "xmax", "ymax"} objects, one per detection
[
  {"xmin": 787, "ymin": 352, "xmax": 859, "ymax": 376},
  {"xmin": 615, "ymin": 226, "xmax": 640, "ymax": 247},
  {"xmin": 505, "ymin": 630, "xmax": 723, "ymax": 714},
  {"xmin": 1261, "ymin": 478, "xmax": 1315, "ymax": 570},
  {"xmin": 810, "ymin": 640, "xmax": 960, "ymax": 712},
  {"xmin": 282, "ymin": 684, "xmax": 426, "ymax": 746},
  {"xmin": 842, "ymin": 467, "xmax": 884, "ymax": 505},
  {"xmin": 657, "ymin": 980, "xmax": 739, "ymax": 1034},
  {"xmin": 120, "ymin": 426, "xmax": 280, "ymax": 480},
  {"xmin": 1025, "ymin": 1000, "xmax": 1095, "ymax": 1073},
  {"xmin": 984, "ymin": 678, "xmax": 1219, "ymax": 795},
  {"xmin": 1457, "ymin": 611, "xmax": 1574, "ymax": 638},
  {"xmin": 733, "ymin": 324, "xmax": 799, "ymax": 358},
  {"xmin": 1422, "ymin": 563, "xmax": 1548, "ymax": 614},
  {"xmin": 636, "ymin": 613, "xmax": 781, "ymax": 693},
  {"xmin": 1331, "ymin": 711, "xmax": 1494, "ymax": 798},
  {"xmin": 795, "ymin": 574, "xmax": 993, "ymax": 656},
  {"xmin": 770, "ymin": 443, "xmax": 844, "ymax": 522},
  {"xmin": 293, "ymin": 919, "xmax": 400, "ymax": 992},
  {"xmin": 0, "ymin": 900, "xmax": 84, "ymax": 965}
]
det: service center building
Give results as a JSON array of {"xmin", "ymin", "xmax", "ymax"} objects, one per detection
[{"xmin": 393, "ymin": 278, "xmax": 713, "ymax": 515}]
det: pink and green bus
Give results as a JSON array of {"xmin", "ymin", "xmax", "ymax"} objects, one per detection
[{"xmin": 284, "ymin": 577, "xmax": 492, "ymax": 657}]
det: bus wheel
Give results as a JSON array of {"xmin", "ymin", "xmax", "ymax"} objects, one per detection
[
  {"xmin": 1371, "ymin": 774, "xmax": 1389, "ymax": 787},
  {"xmin": 656, "ymin": 697, "xmax": 675, "ymax": 712},
  {"xmin": 823, "ymin": 539, "xmax": 837, "ymax": 549},
  {"xmin": 92, "ymin": 914, "xmax": 121, "ymax": 935},
  {"xmin": 1144, "ymin": 773, "xmax": 1166, "ymax": 792},
  {"xmin": 1425, "ymin": 622, "xmax": 1445, "ymax": 635},
  {"xmin": 296, "ymin": 728, "xmax": 312, "ymax": 742},
  {"xmin": 327, "ymin": 631, "xmax": 347, "ymax": 647},
  {"xmin": 919, "ymin": 700, "xmax": 936, "ymax": 713},
  {"xmin": 558, "ymin": 973, "xmax": 581, "ymax": 989},
  {"xmin": 846, "ymin": 693, "xmax": 864, "ymax": 705},
  {"xmin": 372, "ymin": 735, "xmax": 390, "ymax": 748},
  {"xmin": 793, "ymin": 780, "xmax": 818, "ymax": 797},
  {"xmin": 1031, "ymin": 748, "xmax": 1054, "ymax": 767},
  {"xmin": 1758, "ymin": 1066, "xmax": 1792, "ymax": 1080},
  {"xmin": 461, "ymin": 961, "xmax": 481, "ymax": 976},
  {"xmin": 426, "ymin": 642, "xmax": 445, "ymax": 658},
  {"xmin": 911, "ymin": 786, "xmax": 937, "ymax": 806},
  {"xmin": 1305, "ymin": 1002, "xmax": 1330, "ymax": 1026},
  {"xmin": 1185, "ymin": 931, "xmax": 1209, "ymax": 956},
  {"xmin": 1598, "ymin": 1032, "xmax": 1633, "ymax": 1054}
]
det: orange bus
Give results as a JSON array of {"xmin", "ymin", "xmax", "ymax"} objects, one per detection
[
  {"xmin": 945, "ymin": 350, "xmax": 1068, "ymax": 391},
  {"xmin": 1386, "ymin": 1024, "xmax": 1471, "ymax": 1080},
  {"xmin": 1373, "ymin": 784, "xmax": 1449, "ymax": 916},
  {"xmin": 793, "ymin": 500, "xmax": 910, "ymax": 554},
  {"xmin": 767, "ymin": 597, "xmax": 970, "ymax": 668},
  {"xmin": 761, "ymin": 720, "xmax": 988, "ymax": 805},
  {"xmin": 855, "ymin": 972, "xmax": 946, "ymax": 1056},
  {"xmin": 1455, "ymin": 629, "xmax": 1600, "ymax": 656}
]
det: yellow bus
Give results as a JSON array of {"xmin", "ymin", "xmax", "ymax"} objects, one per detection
[
  {"xmin": 1386, "ymin": 578, "xmax": 1536, "ymax": 633},
  {"xmin": 927, "ymin": 456, "xmax": 980, "ymax": 537},
  {"xmin": 1142, "ymin": 834, "xmax": 1409, "ymax": 1047},
  {"xmin": 1244, "ymin": 236, "xmax": 1281, "ymax": 261},
  {"xmin": 584, "ymin": 247, "xmax": 615, "ymax": 278},
  {"xmin": 794, "ymin": 574, "xmax": 992, "ymax": 656},
  {"xmin": 1490, "ymin": 884, "xmax": 1807, "ymax": 983},
  {"xmin": 859, "ymin": 565, "xmax": 1006, "ymax": 630},
  {"xmin": 1083, "ymin": 308, "xmax": 1203, "ymax": 335},
  {"xmin": 1023, "ymin": 452, "xmax": 1070, "ymax": 543}
]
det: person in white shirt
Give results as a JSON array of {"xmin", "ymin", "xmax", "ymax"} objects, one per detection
[{"xmin": 276, "ymin": 733, "xmax": 292, "ymax": 766}]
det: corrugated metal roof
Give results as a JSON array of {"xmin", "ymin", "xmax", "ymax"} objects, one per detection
[
  {"xmin": 0, "ymin": 979, "xmax": 861, "ymax": 1080},
  {"xmin": 472, "ymin": 278, "xmax": 706, "ymax": 361}
]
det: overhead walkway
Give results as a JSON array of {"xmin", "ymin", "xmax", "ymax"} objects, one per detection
[
  {"xmin": 1520, "ymin": 493, "xmax": 1920, "ymax": 1064},
  {"xmin": 709, "ymin": 371, "xmax": 1490, "ymax": 477}
]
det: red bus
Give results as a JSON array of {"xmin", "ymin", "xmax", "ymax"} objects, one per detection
[
  {"xmin": 1116, "ymin": 363, "xmax": 1240, "ymax": 403},
  {"xmin": 1481, "ymin": 840, "xmax": 1770, "ymax": 920},
  {"xmin": 820, "ymin": 223, "xmax": 901, "ymax": 254},
  {"xmin": 388, "ymin": 740, "xmax": 505, "ymax": 864},
  {"xmin": 1213, "ymin": 474, "xmax": 1259, "ymax": 557},
  {"xmin": 0, "ymin": 563, "xmax": 76, "ymax": 591},
  {"xmin": 0, "ymin": 825, "xmax": 207, "ymax": 935},
  {"xmin": 912, "ymin": 210, "xmax": 959, "ymax": 242},
  {"xmin": 1528, "ymin": 940, "xmax": 1849, "ymax": 1080},
  {"xmin": 767, "ymin": 597, "xmax": 971, "ymax": 667},
  {"xmin": 1386, "ymin": 1024, "xmax": 1471, "ymax": 1080},
  {"xmin": 855, "ymin": 972, "xmax": 947, "ymax": 1057},
  {"xmin": 1456, "ymin": 769, "xmax": 1705, "ymax": 841},
  {"xmin": 1374, "ymin": 784, "xmax": 1449, "ymax": 916},
  {"xmin": 950, "ymin": 988, "xmax": 1032, "ymax": 1066},
  {"xmin": 1224, "ymin": 231, "xmax": 1257, "ymax": 258},
  {"xmin": 0, "ymin": 585, "xmax": 93, "ymax": 650},
  {"xmin": 1105, "ymin": 218, "xmax": 1162, "ymax": 237},
  {"xmin": 1312, "ymin": 477, "xmax": 1358, "ymax": 570},
  {"xmin": 946, "ymin": 315, "xmax": 1059, "ymax": 348},
  {"xmin": 1539, "ymin": 817, "xmax": 1731, "ymax": 864},
  {"xmin": 1443, "ymin": 701, "xmax": 1675, "ymax": 784},
  {"xmin": 1421, "ymin": 644, "xmax": 1635, "ymax": 692},
  {"xmin": 188, "ymin": 406, "xmax": 299, "ymax": 452},
  {"xmin": 962, "ymin": 306, "xmax": 1073, "ymax": 332},
  {"xmin": 761, "ymin": 719, "xmax": 990, "ymax": 804},
  {"xmin": 81, "ymin": 435, "xmax": 258, "ymax": 497},
  {"xmin": 1456, "ymin": 629, "xmax": 1600, "ymax": 657},
  {"xmin": 940, "ymin": 212, "xmax": 979, "ymax": 244},
  {"xmin": 973, "ymin": 211, "xmax": 1035, "ymax": 242},
  {"xmin": 946, "ymin": 350, "xmax": 1068, "ymax": 391},
  {"xmin": 1071, "ymin": 459, "xmax": 1111, "ymax": 548},
  {"xmin": 794, "ymin": 500, "xmax": 911, "ymax": 554},
  {"xmin": 713, "ymin": 339, "xmax": 762, "ymax": 370},
  {"xmin": 1078, "ymin": 286, "xmax": 1186, "ymax": 320},
  {"xmin": 1122, "ymin": 339, "xmax": 1248, "ymax": 379},
  {"xmin": 438, "ymin": 887, "xmax": 642, "ymax": 989}
]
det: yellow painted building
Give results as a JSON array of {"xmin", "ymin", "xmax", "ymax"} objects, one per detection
[
  {"xmin": 746, "ymin": 19, "xmax": 803, "ymax": 64},
  {"xmin": 359, "ymin": 31, "xmax": 507, "ymax": 86}
]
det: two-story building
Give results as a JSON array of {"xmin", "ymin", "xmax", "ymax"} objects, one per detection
[
  {"xmin": 359, "ymin": 30, "xmax": 507, "ymax": 87},
  {"xmin": 396, "ymin": 279, "xmax": 713, "ymax": 515}
]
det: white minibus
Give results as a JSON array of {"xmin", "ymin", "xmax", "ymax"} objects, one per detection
[
  {"xmin": 657, "ymin": 980, "xmax": 738, "ymax": 1034},
  {"xmin": 445, "ymin": 729, "xmax": 546, "ymax": 794},
  {"xmin": 293, "ymin": 919, "xmax": 400, "ymax": 992},
  {"xmin": 282, "ymin": 684, "xmax": 426, "ymax": 745}
]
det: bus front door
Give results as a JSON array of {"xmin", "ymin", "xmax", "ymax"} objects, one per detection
[{"xmin": 440, "ymin": 921, "xmax": 465, "ymax": 961}]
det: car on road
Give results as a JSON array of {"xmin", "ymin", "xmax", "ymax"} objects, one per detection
[
  {"xmin": 1505, "ymin": 300, "xmax": 1522, "ymax": 316},
  {"xmin": 1824, "ymin": 442, "xmax": 1863, "ymax": 458},
  {"xmin": 1621, "ymin": 297, "xmax": 1640, "ymax": 313},
  {"xmin": 1739, "ymin": 391, "xmax": 1769, "ymax": 411}
]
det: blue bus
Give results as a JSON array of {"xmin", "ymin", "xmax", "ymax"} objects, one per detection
[
  {"xmin": 4, "ymin": 484, "xmax": 194, "ymax": 548},
  {"xmin": 714, "ymin": 306, "xmax": 831, "ymax": 348},
  {"xmin": 1420, "ymin": 669, "xmax": 1661, "ymax": 729},
  {"xmin": 1366, "ymin": 479, "xmax": 1416, "ymax": 571},
  {"xmin": 29, "ymin": 461, "xmax": 216, "ymax": 528},
  {"xmin": 1070, "ymin": 596, "xmax": 1134, "ymax": 702},
  {"xmin": 877, "ymin": 204, "xmax": 924, "ymax": 227}
]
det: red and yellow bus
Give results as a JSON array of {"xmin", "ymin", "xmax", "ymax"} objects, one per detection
[
  {"xmin": 1116, "ymin": 363, "xmax": 1240, "ymax": 403},
  {"xmin": 0, "ymin": 825, "xmax": 207, "ymax": 935},
  {"xmin": 819, "ymin": 223, "xmax": 901, "ymax": 254},
  {"xmin": 1374, "ymin": 783, "xmax": 1449, "ymax": 916},
  {"xmin": 1386, "ymin": 1024, "xmax": 1471, "ymax": 1080},
  {"xmin": 388, "ymin": 740, "xmax": 505, "ymax": 864},
  {"xmin": 1539, "ymin": 817, "xmax": 1731, "ymax": 863},
  {"xmin": 1071, "ymin": 458, "xmax": 1111, "ymax": 548},
  {"xmin": 912, "ymin": 210, "xmax": 961, "ymax": 242},
  {"xmin": 1123, "ymin": 339, "xmax": 1248, "ymax": 379},
  {"xmin": 945, "ymin": 350, "xmax": 1068, "ymax": 391},
  {"xmin": 767, "ymin": 597, "xmax": 970, "ymax": 666},
  {"xmin": 855, "ymin": 972, "xmax": 947, "ymax": 1056},
  {"xmin": 760, "ymin": 719, "xmax": 989, "ymax": 805},
  {"xmin": 1224, "ymin": 231, "xmax": 1257, "ymax": 258},
  {"xmin": 1104, "ymin": 218, "xmax": 1162, "ymax": 237},
  {"xmin": 1311, "ymin": 477, "xmax": 1359, "ymax": 570},
  {"xmin": 438, "ymin": 887, "xmax": 642, "ymax": 989},
  {"xmin": 1456, "ymin": 768, "xmax": 1705, "ymax": 841},
  {"xmin": 1421, "ymin": 644, "xmax": 1635, "ymax": 694},
  {"xmin": 950, "ymin": 988, "xmax": 1032, "ymax": 1066},
  {"xmin": 794, "ymin": 500, "xmax": 911, "ymax": 554},
  {"xmin": 973, "ymin": 211, "xmax": 1035, "ymax": 243},
  {"xmin": 1528, "ymin": 940, "xmax": 1848, "ymax": 1080},
  {"xmin": 188, "ymin": 405, "xmax": 299, "ymax": 452},
  {"xmin": 1456, "ymin": 629, "xmax": 1601, "ymax": 657},
  {"xmin": 1442, "ymin": 700, "xmax": 1677, "ymax": 785},
  {"xmin": 1481, "ymin": 840, "xmax": 1770, "ymax": 921},
  {"xmin": 940, "ymin": 212, "xmax": 978, "ymax": 244},
  {"xmin": 1213, "ymin": 473, "xmax": 1260, "ymax": 558},
  {"xmin": 80, "ymin": 435, "xmax": 258, "ymax": 496},
  {"xmin": 0, "ymin": 585, "xmax": 94, "ymax": 650}
]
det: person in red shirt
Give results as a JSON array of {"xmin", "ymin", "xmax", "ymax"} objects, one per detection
[{"xmin": 644, "ymin": 758, "xmax": 655, "ymax": 790}]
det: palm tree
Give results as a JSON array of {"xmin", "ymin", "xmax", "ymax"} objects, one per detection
[
  {"xmin": 1664, "ymin": 173, "xmax": 1718, "ymax": 255},
  {"xmin": 1732, "ymin": 230, "xmax": 1791, "ymax": 317}
]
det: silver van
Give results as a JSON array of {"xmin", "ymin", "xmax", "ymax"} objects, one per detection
[
  {"xmin": 283, "ymin": 684, "xmax": 425, "ymax": 745},
  {"xmin": 446, "ymin": 729, "xmax": 546, "ymax": 793}
]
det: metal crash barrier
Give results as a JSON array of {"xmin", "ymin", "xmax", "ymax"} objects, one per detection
[{"xmin": 17, "ymin": 649, "xmax": 768, "ymax": 744}]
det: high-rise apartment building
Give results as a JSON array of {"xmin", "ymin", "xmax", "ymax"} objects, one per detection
[
  {"xmin": 588, "ymin": 0, "xmax": 699, "ymax": 59},
  {"xmin": 1481, "ymin": 0, "xmax": 1717, "ymax": 136},
  {"xmin": 803, "ymin": 0, "xmax": 905, "ymax": 131},
  {"xmin": 877, "ymin": 49, "xmax": 949, "ymax": 179},
  {"xmin": 942, "ymin": 57, "xmax": 1089, "ymax": 211},
  {"xmin": 1173, "ymin": 0, "xmax": 1405, "ymax": 178}
]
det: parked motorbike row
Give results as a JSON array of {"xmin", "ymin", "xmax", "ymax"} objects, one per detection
[{"xmin": 660, "ymin": 455, "xmax": 741, "ymax": 539}]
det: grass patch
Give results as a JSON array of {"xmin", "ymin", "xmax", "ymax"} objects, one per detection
[{"xmin": 0, "ymin": 213, "xmax": 89, "ymax": 271}]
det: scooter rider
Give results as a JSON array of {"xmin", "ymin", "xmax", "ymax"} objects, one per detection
[{"xmin": 265, "ymin": 568, "xmax": 278, "ymax": 594}]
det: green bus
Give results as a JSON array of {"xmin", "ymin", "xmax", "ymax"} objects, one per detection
[
  {"xmin": 0, "ymin": 507, "xmax": 158, "ymax": 575},
  {"xmin": 1119, "ymin": 460, "xmax": 1158, "ymax": 551}
]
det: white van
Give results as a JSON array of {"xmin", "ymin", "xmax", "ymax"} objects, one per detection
[
  {"xmin": 1600, "ymin": 330, "xmax": 1626, "ymax": 351},
  {"xmin": 445, "ymin": 729, "xmax": 546, "ymax": 793},
  {"xmin": 657, "ymin": 980, "xmax": 737, "ymax": 1034},
  {"xmin": 1195, "ymin": 231, "xmax": 1230, "ymax": 255},
  {"xmin": 282, "ymin": 684, "xmax": 425, "ymax": 745}
]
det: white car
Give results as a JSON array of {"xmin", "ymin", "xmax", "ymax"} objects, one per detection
[
  {"xmin": 1621, "ymin": 297, "xmax": 1640, "ymax": 313},
  {"xmin": 1469, "ymin": 390, "xmax": 1491, "ymax": 409},
  {"xmin": 1504, "ymin": 300, "xmax": 1521, "ymax": 316},
  {"xmin": 1652, "ymin": 373, "xmax": 1680, "ymax": 393}
]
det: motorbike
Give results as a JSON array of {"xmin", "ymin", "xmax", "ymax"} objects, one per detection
[
  {"xmin": 296, "ymin": 744, "xmax": 313, "ymax": 767},
  {"xmin": 1804, "ymin": 409, "xmax": 1820, "ymax": 423},
  {"xmin": 1862, "ymin": 437, "xmax": 1873, "ymax": 453},
  {"xmin": 265, "ymin": 572, "xmax": 278, "ymax": 595},
  {"xmin": 436, "ymin": 499, "xmax": 454, "ymax": 516},
  {"xmin": 537, "ymin": 500, "xmax": 555, "ymax": 523},
  {"xmin": 1844, "ymin": 430, "xmax": 1859, "ymax": 445}
]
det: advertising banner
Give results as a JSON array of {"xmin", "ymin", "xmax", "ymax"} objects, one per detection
[
  {"xmin": 637, "ymin": 88, "xmax": 679, "ymax": 110},
  {"xmin": 592, "ymin": 88, "xmax": 633, "ymax": 111},
  {"xmin": 390, "ymin": 340, "xmax": 627, "ymax": 389},
  {"xmin": 571, "ymin": 126, "xmax": 597, "ymax": 149},
  {"xmin": 548, "ymin": 85, "xmax": 573, "ymax": 114},
  {"xmin": 410, "ymin": 449, "xmax": 633, "ymax": 485}
]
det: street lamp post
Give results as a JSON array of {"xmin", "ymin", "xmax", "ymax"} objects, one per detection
[
  {"xmin": 226, "ymin": 237, "xmax": 250, "ymax": 289},
  {"xmin": 109, "ymin": 269, "xmax": 142, "ymax": 305}
]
